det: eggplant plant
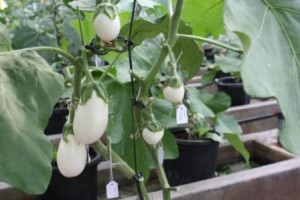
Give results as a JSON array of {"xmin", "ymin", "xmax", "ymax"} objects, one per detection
[{"xmin": 0, "ymin": 0, "xmax": 300, "ymax": 200}]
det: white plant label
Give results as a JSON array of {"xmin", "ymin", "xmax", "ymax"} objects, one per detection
[
  {"xmin": 106, "ymin": 181, "xmax": 119, "ymax": 199},
  {"xmin": 176, "ymin": 104, "xmax": 188, "ymax": 124},
  {"xmin": 157, "ymin": 145, "xmax": 164, "ymax": 165}
]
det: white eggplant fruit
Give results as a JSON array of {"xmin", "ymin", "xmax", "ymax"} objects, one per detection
[
  {"xmin": 163, "ymin": 85, "xmax": 185, "ymax": 104},
  {"xmin": 93, "ymin": 13, "xmax": 121, "ymax": 42},
  {"xmin": 57, "ymin": 134, "xmax": 87, "ymax": 177},
  {"xmin": 73, "ymin": 91, "xmax": 108, "ymax": 144},
  {"xmin": 142, "ymin": 128, "xmax": 164, "ymax": 145}
]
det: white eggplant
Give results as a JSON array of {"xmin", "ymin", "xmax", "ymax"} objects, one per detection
[
  {"xmin": 163, "ymin": 85, "xmax": 185, "ymax": 104},
  {"xmin": 73, "ymin": 91, "xmax": 108, "ymax": 144},
  {"xmin": 142, "ymin": 128, "xmax": 164, "ymax": 145},
  {"xmin": 57, "ymin": 134, "xmax": 87, "ymax": 177},
  {"xmin": 93, "ymin": 13, "xmax": 120, "ymax": 42}
]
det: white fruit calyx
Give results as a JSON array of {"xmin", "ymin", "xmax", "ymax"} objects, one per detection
[
  {"xmin": 93, "ymin": 3, "xmax": 120, "ymax": 42},
  {"xmin": 163, "ymin": 75, "xmax": 185, "ymax": 104},
  {"xmin": 73, "ymin": 90, "xmax": 109, "ymax": 144},
  {"xmin": 57, "ymin": 134, "xmax": 87, "ymax": 177}
]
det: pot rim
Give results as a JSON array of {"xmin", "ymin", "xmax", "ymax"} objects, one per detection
[
  {"xmin": 168, "ymin": 127, "xmax": 220, "ymax": 146},
  {"xmin": 214, "ymin": 76, "xmax": 243, "ymax": 87}
]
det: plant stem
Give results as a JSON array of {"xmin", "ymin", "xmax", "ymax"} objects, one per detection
[
  {"xmin": 69, "ymin": 57, "xmax": 82, "ymax": 123},
  {"xmin": 167, "ymin": 0, "xmax": 173, "ymax": 17},
  {"xmin": 148, "ymin": 146, "xmax": 178, "ymax": 199},
  {"xmin": 177, "ymin": 33, "xmax": 244, "ymax": 53},
  {"xmin": 82, "ymin": 49, "xmax": 95, "ymax": 82},
  {"xmin": 135, "ymin": 1, "xmax": 185, "ymax": 199},
  {"xmin": 167, "ymin": 0, "xmax": 184, "ymax": 47},
  {"xmin": 140, "ymin": 0, "xmax": 184, "ymax": 100},
  {"xmin": 0, "ymin": 46, "xmax": 77, "ymax": 66},
  {"xmin": 99, "ymin": 53, "xmax": 122, "ymax": 82},
  {"xmin": 91, "ymin": 141, "xmax": 150, "ymax": 199}
]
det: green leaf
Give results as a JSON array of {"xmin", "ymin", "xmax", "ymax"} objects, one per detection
[
  {"xmin": 187, "ymin": 87, "xmax": 230, "ymax": 115},
  {"xmin": 106, "ymin": 81, "xmax": 132, "ymax": 144},
  {"xmin": 0, "ymin": 51, "xmax": 64, "ymax": 194},
  {"xmin": 151, "ymin": 98, "xmax": 177, "ymax": 128},
  {"xmin": 224, "ymin": 0, "xmax": 300, "ymax": 154},
  {"xmin": 115, "ymin": 36, "xmax": 165, "ymax": 83},
  {"xmin": 186, "ymin": 87, "xmax": 215, "ymax": 117},
  {"xmin": 214, "ymin": 55, "xmax": 241, "ymax": 73},
  {"xmin": 200, "ymin": 91, "xmax": 231, "ymax": 113},
  {"xmin": 120, "ymin": 15, "xmax": 203, "ymax": 80},
  {"xmin": 182, "ymin": 0, "xmax": 224, "ymax": 37},
  {"xmin": 108, "ymin": 84, "xmax": 178, "ymax": 181},
  {"xmin": 162, "ymin": 131, "xmax": 179, "ymax": 159},
  {"xmin": 215, "ymin": 113, "xmax": 242, "ymax": 135},
  {"xmin": 201, "ymin": 69, "xmax": 217, "ymax": 85},
  {"xmin": 224, "ymin": 133, "xmax": 250, "ymax": 165},
  {"xmin": 12, "ymin": 26, "xmax": 56, "ymax": 63},
  {"xmin": 71, "ymin": 13, "xmax": 95, "ymax": 45}
]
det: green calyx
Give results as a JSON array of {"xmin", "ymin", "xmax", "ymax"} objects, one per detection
[
  {"xmin": 164, "ymin": 75, "xmax": 183, "ymax": 89},
  {"xmin": 94, "ymin": 3, "xmax": 118, "ymax": 20},
  {"xmin": 81, "ymin": 81, "xmax": 108, "ymax": 104},
  {"xmin": 146, "ymin": 114, "xmax": 163, "ymax": 132},
  {"xmin": 62, "ymin": 122, "xmax": 73, "ymax": 143}
]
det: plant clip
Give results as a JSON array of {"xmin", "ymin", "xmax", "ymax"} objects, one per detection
[
  {"xmin": 209, "ymin": 128, "xmax": 221, "ymax": 136},
  {"xmin": 130, "ymin": 172, "xmax": 144, "ymax": 184},
  {"xmin": 85, "ymin": 39, "xmax": 109, "ymax": 55},
  {"xmin": 124, "ymin": 38, "xmax": 134, "ymax": 48},
  {"xmin": 85, "ymin": 43, "xmax": 101, "ymax": 55},
  {"xmin": 131, "ymin": 98, "xmax": 146, "ymax": 109}
]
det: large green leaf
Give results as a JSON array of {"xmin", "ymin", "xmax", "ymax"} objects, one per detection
[
  {"xmin": 109, "ymin": 83, "xmax": 178, "ymax": 181},
  {"xmin": 115, "ymin": 37, "xmax": 165, "ymax": 83},
  {"xmin": 182, "ymin": 0, "xmax": 224, "ymax": 37},
  {"xmin": 12, "ymin": 26, "xmax": 57, "ymax": 63},
  {"xmin": 120, "ymin": 15, "xmax": 203, "ymax": 80},
  {"xmin": 106, "ymin": 81, "xmax": 132, "ymax": 144},
  {"xmin": 224, "ymin": 0, "xmax": 300, "ymax": 154},
  {"xmin": 0, "ymin": 51, "xmax": 64, "ymax": 194}
]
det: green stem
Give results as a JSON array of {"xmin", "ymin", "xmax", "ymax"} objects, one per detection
[
  {"xmin": 91, "ymin": 141, "xmax": 150, "ymax": 200},
  {"xmin": 166, "ymin": 0, "xmax": 184, "ymax": 47},
  {"xmin": 177, "ymin": 33, "xmax": 244, "ymax": 53},
  {"xmin": 99, "ymin": 53, "xmax": 122, "ymax": 82},
  {"xmin": 69, "ymin": 58, "xmax": 82, "ymax": 123},
  {"xmin": 140, "ymin": 46, "xmax": 169, "ymax": 99},
  {"xmin": 167, "ymin": 0, "xmax": 173, "ymax": 17},
  {"xmin": 135, "ymin": 1, "xmax": 185, "ymax": 200},
  {"xmin": 0, "ymin": 46, "xmax": 77, "ymax": 66},
  {"xmin": 140, "ymin": 0, "xmax": 184, "ymax": 100},
  {"xmin": 76, "ymin": 7, "xmax": 85, "ymax": 45},
  {"xmin": 82, "ymin": 49, "xmax": 94, "ymax": 82}
]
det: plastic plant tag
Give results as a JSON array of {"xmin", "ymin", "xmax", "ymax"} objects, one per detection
[
  {"xmin": 106, "ymin": 181, "xmax": 119, "ymax": 199},
  {"xmin": 176, "ymin": 104, "xmax": 188, "ymax": 124},
  {"xmin": 157, "ymin": 145, "xmax": 164, "ymax": 165}
]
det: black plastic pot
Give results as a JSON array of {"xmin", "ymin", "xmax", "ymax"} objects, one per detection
[
  {"xmin": 164, "ymin": 133, "xmax": 219, "ymax": 186},
  {"xmin": 44, "ymin": 107, "xmax": 69, "ymax": 135},
  {"xmin": 214, "ymin": 76, "xmax": 250, "ymax": 106},
  {"xmin": 37, "ymin": 149, "xmax": 101, "ymax": 200}
]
